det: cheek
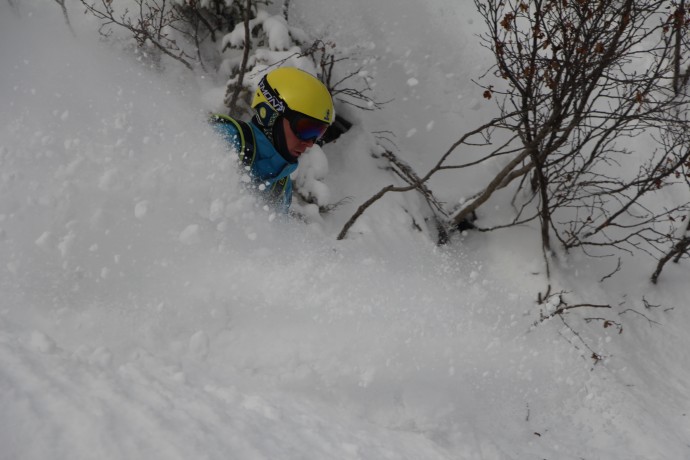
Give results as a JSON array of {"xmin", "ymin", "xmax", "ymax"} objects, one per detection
[
  {"xmin": 283, "ymin": 119, "xmax": 297, "ymax": 144},
  {"xmin": 286, "ymin": 133, "xmax": 300, "ymax": 151}
]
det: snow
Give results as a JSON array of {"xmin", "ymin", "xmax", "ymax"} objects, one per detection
[
  {"xmin": 223, "ymin": 10, "xmax": 292, "ymax": 52},
  {"xmin": 2, "ymin": 1, "xmax": 690, "ymax": 459}
]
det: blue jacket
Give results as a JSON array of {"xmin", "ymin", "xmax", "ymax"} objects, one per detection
[{"xmin": 212, "ymin": 115, "xmax": 297, "ymax": 213}]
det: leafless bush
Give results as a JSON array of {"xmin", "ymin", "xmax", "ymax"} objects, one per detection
[
  {"xmin": 81, "ymin": 0, "xmax": 239, "ymax": 71},
  {"xmin": 464, "ymin": 0, "xmax": 690, "ymax": 284},
  {"xmin": 339, "ymin": 0, "xmax": 690, "ymax": 288},
  {"xmin": 301, "ymin": 40, "xmax": 388, "ymax": 112}
]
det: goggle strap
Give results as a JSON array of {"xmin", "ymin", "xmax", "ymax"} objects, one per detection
[{"xmin": 258, "ymin": 76, "xmax": 286, "ymax": 114}]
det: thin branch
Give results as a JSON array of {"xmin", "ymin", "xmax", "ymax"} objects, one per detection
[
  {"xmin": 337, "ymin": 184, "xmax": 413, "ymax": 240},
  {"xmin": 54, "ymin": 0, "xmax": 76, "ymax": 36},
  {"xmin": 226, "ymin": 0, "xmax": 252, "ymax": 114}
]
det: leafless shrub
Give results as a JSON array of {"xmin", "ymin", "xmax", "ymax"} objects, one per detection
[
  {"xmin": 465, "ymin": 0, "xmax": 690, "ymax": 285},
  {"xmin": 81, "ymin": 0, "xmax": 239, "ymax": 71},
  {"xmin": 339, "ymin": 0, "xmax": 690, "ymax": 289},
  {"xmin": 301, "ymin": 40, "xmax": 389, "ymax": 112}
]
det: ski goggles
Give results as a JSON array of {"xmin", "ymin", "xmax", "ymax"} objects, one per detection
[{"xmin": 286, "ymin": 112, "xmax": 329, "ymax": 142}]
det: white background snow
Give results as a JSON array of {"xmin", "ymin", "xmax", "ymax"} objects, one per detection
[{"xmin": 2, "ymin": 1, "xmax": 690, "ymax": 459}]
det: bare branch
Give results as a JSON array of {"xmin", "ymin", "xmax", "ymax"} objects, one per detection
[
  {"xmin": 225, "ymin": 0, "xmax": 252, "ymax": 113},
  {"xmin": 54, "ymin": 0, "xmax": 76, "ymax": 36}
]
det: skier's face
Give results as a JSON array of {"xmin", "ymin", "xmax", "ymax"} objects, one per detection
[{"xmin": 283, "ymin": 117, "xmax": 315, "ymax": 159}]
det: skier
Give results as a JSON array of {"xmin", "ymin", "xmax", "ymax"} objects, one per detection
[{"xmin": 211, "ymin": 66, "xmax": 335, "ymax": 213}]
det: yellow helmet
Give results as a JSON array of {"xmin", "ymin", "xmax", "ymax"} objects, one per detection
[{"xmin": 251, "ymin": 67, "xmax": 335, "ymax": 128}]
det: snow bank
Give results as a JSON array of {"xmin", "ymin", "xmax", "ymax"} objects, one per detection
[{"xmin": 2, "ymin": 2, "xmax": 690, "ymax": 460}]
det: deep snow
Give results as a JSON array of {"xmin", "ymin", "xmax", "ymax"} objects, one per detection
[{"xmin": 1, "ymin": 1, "xmax": 690, "ymax": 459}]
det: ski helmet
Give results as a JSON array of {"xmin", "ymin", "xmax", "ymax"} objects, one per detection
[{"xmin": 251, "ymin": 67, "xmax": 335, "ymax": 131}]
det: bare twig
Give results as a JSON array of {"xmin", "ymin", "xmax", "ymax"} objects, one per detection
[
  {"xmin": 81, "ymin": 0, "xmax": 196, "ymax": 70},
  {"xmin": 54, "ymin": 0, "xmax": 76, "ymax": 36}
]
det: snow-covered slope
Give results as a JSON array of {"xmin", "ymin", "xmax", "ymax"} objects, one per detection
[{"xmin": 1, "ymin": 1, "xmax": 690, "ymax": 459}]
